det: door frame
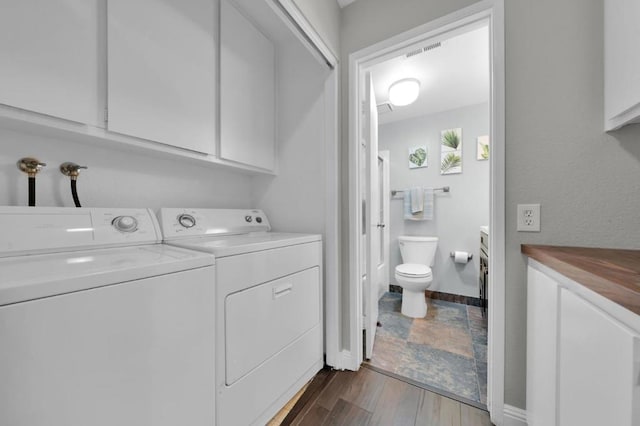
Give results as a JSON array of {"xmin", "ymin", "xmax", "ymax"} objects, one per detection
[
  {"xmin": 364, "ymin": 72, "xmax": 380, "ymax": 359},
  {"xmin": 378, "ymin": 150, "xmax": 391, "ymax": 301},
  {"xmin": 347, "ymin": 1, "xmax": 505, "ymax": 423}
]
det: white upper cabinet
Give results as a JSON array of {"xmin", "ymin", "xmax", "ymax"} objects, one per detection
[
  {"xmin": 220, "ymin": 0, "xmax": 276, "ymax": 171},
  {"xmin": 107, "ymin": 0, "xmax": 217, "ymax": 154},
  {"xmin": 0, "ymin": 1, "xmax": 99, "ymax": 124},
  {"xmin": 604, "ymin": 0, "xmax": 640, "ymax": 131}
]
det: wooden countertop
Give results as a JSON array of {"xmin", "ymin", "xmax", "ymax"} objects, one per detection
[{"xmin": 522, "ymin": 245, "xmax": 640, "ymax": 315}]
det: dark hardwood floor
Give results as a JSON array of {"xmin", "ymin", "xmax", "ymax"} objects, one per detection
[{"xmin": 281, "ymin": 366, "xmax": 493, "ymax": 425}]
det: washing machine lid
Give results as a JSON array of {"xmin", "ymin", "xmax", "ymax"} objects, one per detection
[
  {"xmin": 165, "ymin": 232, "xmax": 322, "ymax": 258},
  {"xmin": 396, "ymin": 263, "xmax": 432, "ymax": 278},
  {"xmin": 0, "ymin": 244, "xmax": 214, "ymax": 306}
]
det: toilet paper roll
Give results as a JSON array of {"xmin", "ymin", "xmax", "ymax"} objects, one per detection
[{"xmin": 454, "ymin": 251, "xmax": 470, "ymax": 264}]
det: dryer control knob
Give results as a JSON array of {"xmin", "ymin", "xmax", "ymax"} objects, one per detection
[
  {"xmin": 245, "ymin": 215, "xmax": 253, "ymax": 223},
  {"xmin": 178, "ymin": 214, "xmax": 196, "ymax": 228},
  {"xmin": 112, "ymin": 215, "xmax": 138, "ymax": 233}
]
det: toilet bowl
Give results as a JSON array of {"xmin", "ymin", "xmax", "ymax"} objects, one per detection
[{"xmin": 395, "ymin": 236, "xmax": 438, "ymax": 318}]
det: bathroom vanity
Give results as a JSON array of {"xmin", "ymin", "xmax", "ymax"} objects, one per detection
[
  {"xmin": 479, "ymin": 226, "xmax": 489, "ymax": 315},
  {"xmin": 523, "ymin": 245, "xmax": 640, "ymax": 426}
]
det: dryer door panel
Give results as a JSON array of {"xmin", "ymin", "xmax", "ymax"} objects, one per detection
[{"xmin": 225, "ymin": 266, "xmax": 320, "ymax": 384}]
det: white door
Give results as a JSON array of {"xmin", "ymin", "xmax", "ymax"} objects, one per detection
[
  {"xmin": 377, "ymin": 151, "xmax": 390, "ymax": 300},
  {"xmin": 364, "ymin": 72, "xmax": 380, "ymax": 359}
]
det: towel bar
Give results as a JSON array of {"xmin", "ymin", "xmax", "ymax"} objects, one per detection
[{"xmin": 391, "ymin": 186, "xmax": 450, "ymax": 196}]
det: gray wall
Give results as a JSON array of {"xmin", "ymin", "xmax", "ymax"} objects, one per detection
[
  {"xmin": 504, "ymin": 0, "xmax": 640, "ymax": 408},
  {"xmin": 341, "ymin": 0, "xmax": 640, "ymax": 411},
  {"xmin": 379, "ymin": 103, "xmax": 489, "ymax": 298},
  {"xmin": 0, "ymin": 128, "xmax": 253, "ymax": 210}
]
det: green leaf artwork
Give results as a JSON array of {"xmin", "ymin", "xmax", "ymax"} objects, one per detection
[
  {"xmin": 440, "ymin": 128, "xmax": 462, "ymax": 174},
  {"xmin": 441, "ymin": 152, "xmax": 461, "ymax": 174},
  {"xmin": 481, "ymin": 143, "xmax": 489, "ymax": 159},
  {"xmin": 408, "ymin": 146, "xmax": 427, "ymax": 168},
  {"xmin": 476, "ymin": 135, "xmax": 490, "ymax": 160},
  {"xmin": 441, "ymin": 130, "xmax": 461, "ymax": 149}
]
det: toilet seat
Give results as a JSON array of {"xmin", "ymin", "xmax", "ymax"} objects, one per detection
[{"xmin": 395, "ymin": 263, "xmax": 432, "ymax": 279}]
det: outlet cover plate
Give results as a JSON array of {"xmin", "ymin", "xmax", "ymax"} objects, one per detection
[{"xmin": 517, "ymin": 204, "xmax": 541, "ymax": 232}]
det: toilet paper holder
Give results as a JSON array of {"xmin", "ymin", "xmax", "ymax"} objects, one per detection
[{"xmin": 450, "ymin": 251, "xmax": 473, "ymax": 261}]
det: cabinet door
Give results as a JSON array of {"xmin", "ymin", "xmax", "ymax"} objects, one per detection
[
  {"xmin": 558, "ymin": 289, "xmax": 640, "ymax": 426},
  {"xmin": 604, "ymin": 0, "xmax": 640, "ymax": 130},
  {"xmin": 0, "ymin": 0, "xmax": 98, "ymax": 124},
  {"xmin": 526, "ymin": 266, "xmax": 559, "ymax": 426},
  {"xmin": 107, "ymin": 0, "xmax": 216, "ymax": 154},
  {"xmin": 220, "ymin": 0, "xmax": 275, "ymax": 171}
]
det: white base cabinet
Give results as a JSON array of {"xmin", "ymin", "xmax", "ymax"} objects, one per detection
[
  {"xmin": 527, "ymin": 260, "xmax": 640, "ymax": 426},
  {"xmin": 526, "ymin": 266, "xmax": 559, "ymax": 426},
  {"xmin": 558, "ymin": 288, "xmax": 640, "ymax": 426}
]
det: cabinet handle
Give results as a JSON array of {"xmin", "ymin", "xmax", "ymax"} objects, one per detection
[{"xmin": 273, "ymin": 283, "xmax": 293, "ymax": 299}]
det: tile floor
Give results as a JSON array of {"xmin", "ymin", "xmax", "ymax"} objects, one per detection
[{"xmin": 367, "ymin": 292, "xmax": 488, "ymax": 405}]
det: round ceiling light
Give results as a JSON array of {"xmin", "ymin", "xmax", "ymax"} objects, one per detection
[{"xmin": 388, "ymin": 78, "xmax": 421, "ymax": 106}]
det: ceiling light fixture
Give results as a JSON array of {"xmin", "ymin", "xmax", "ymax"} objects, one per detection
[{"xmin": 388, "ymin": 78, "xmax": 421, "ymax": 106}]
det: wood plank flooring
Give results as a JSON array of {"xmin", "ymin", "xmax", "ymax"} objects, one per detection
[{"xmin": 281, "ymin": 366, "xmax": 492, "ymax": 426}]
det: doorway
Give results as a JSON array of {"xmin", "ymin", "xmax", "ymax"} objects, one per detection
[
  {"xmin": 366, "ymin": 21, "xmax": 491, "ymax": 406},
  {"xmin": 346, "ymin": 1, "xmax": 505, "ymax": 423}
]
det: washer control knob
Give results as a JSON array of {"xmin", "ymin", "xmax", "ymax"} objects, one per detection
[
  {"xmin": 178, "ymin": 214, "xmax": 196, "ymax": 228},
  {"xmin": 256, "ymin": 216, "xmax": 262, "ymax": 223},
  {"xmin": 245, "ymin": 215, "xmax": 253, "ymax": 223},
  {"xmin": 112, "ymin": 215, "xmax": 138, "ymax": 233}
]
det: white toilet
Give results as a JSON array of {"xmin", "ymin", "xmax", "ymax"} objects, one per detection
[{"xmin": 395, "ymin": 236, "xmax": 439, "ymax": 318}]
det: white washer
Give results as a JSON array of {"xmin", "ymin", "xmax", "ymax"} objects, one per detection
[
  {"xmin": 0, "ymin": 207, "xmax": 216, "ymax": 426},
  {"xmin": 159, "ymin": 208, "xmax": 323, "ymax": 426}
]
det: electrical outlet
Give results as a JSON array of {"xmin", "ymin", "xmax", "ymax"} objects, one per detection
[{"xmin": 517, "ymin": 204, "xmax": 541, "ymax": 232}]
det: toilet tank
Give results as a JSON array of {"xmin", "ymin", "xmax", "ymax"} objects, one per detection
[{"xmin": 398, "ymin": 236, "xmax": 438, "ymax": 266}]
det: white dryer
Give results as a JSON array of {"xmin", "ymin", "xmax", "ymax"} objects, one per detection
[
  {"xmin": 159, "ymin": 208, "xmax": 323, "ymax": 426},
  {"xmin": 0, "ymin": 207, "xmax": 216, "ymax": 426}
]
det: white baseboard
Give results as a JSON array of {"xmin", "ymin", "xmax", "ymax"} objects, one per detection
[{"xmin": 503, "ymin": 405, "xmax": 527, "ymax": 426}]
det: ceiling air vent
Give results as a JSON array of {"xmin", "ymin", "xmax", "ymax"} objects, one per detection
[
  {"xmin": 405, "ymin": 48, "xmax": 423, "ymax": 59},
  {"xmin": 404, "ymin": 42, "xmax": 442, "ymax": 60},
  {"xmin": 377, "ymin": 102, "xmax": 394, "ymax": 114},
  {"xmin": 423, "ymin": 41, "xmax": 442, "ymax": 52}
]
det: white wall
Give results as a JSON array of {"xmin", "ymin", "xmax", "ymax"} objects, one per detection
[
  {"xmin": 252, "ymin": 39, "xmax": 330, "ymax": 236},
  {"xmin": 0, "ymin": 128, "xmax": 253, "ymax": 210},
  {"xmin": 342, "ymin": 0, "xmax": 640, "ymax": 411},
  {"xmin": 379, "ymin": 103, "xmax": 489, "ymax": 298}
]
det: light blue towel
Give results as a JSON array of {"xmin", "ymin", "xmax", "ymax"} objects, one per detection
[
  {"xmin": 404, "ymin": 188, "xmax": 434, "ymax": 221},
  {"xmin": 410, "ymin": 187, "xmax": 423, "ymax": 213}
]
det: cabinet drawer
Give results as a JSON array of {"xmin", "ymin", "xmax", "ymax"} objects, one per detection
[{"xmin": 225, "ymin": 266, "xmax": 320, "ymax": 385}]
